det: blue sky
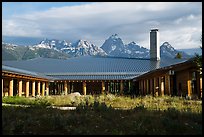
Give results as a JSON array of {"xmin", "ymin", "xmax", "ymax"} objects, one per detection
[
  {"xmin": 2, "ymin": 2, "xmax": 92, "ymax": 19},
  {"xmin": 2, "ymin": 2, "xmax": 202, "ymax": 49}
]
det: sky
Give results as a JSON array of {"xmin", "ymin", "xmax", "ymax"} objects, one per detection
[{"xmin": 2, "ymin": 2, "xmax": 202, "ymax": 49}]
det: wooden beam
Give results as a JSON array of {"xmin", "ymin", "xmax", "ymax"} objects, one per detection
[
  {"xmin": 102, "ymin": 81, "xmax": 105, "ymax": 94},
  {"xmin": 2, "ymin": 71, "xmax": 49, "ymax": 81},
  {"xmin": 38, "ymin": 81, "xmax": 41, "ymax": 96},
  {"xmin": 32, "ymin": 81, "xmax": 35, "ymax": 97},
  {"xmin": 25, "ymin": 81, "xmax": 29, "ymax": 97},
  {"xmin": 42, "ymin": 82, "xmax": 45, "ymax": 96},
  {"xmin": 160, "ymin": 77, "xmax": 164, "ymax": 96},
  {"xmin": 64, "ymin": 81, "xmax": 68, "ymax": 95},
  {"xmin": 187, "ymin": 80, "xmax": 192, "ymax": 97},
  {"xmin": 120, "ymin": 80, "xmax": 124, "ymax": 95},
  {"xmin": 2, "ymin": 79, "xmax": 3, "ymax": 97},
  {"xmin": 9, "ymin": 79, "xmax": 13, "ymax": 96},
  {"xmin": 46, "ymin": 82, "xmax": 49, "ymax": 96},
  {"xmin": 18, "ymin": 80, "xmax": 22, "ymax": 97},
  {"xmin": 83, "ymin": 82, "xmax": 86, "ymax": 95}
]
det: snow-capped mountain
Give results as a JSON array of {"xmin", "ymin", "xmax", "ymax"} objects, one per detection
[
  {"xmin": 33, "ymin": 38, "xmax": 107, "ymax": 57},
  {"xmin": 101, "ymin": 34, "xmax": 125, "ymax": 55},
  {"xmin": 2, "ymin": 42, "xmax": 70, "ymax": 60},
  {"xmin": 100, "ymin": 34, "xmax": 191, "ymax": 59},
  {"xmin": 63, "ymin": 40, "xmax": 107, "ymax": 57},
  {"xmin": 33, "ymin": 38, "xmax": 70, "ymax": 50},
  {"xmin": 101, "ymin": 34, "xmax": 149, "ymax": 58},
  {"xmin": 125, "ymin": 42, "xmax": 149, "ymax": 58},
  {"xmin": 160, "ymin": 42, "xmax": 191, "ymax": 59},
  {"xmin": 2, "ymin": 35, "xmax": 192, "ymax": 61}
]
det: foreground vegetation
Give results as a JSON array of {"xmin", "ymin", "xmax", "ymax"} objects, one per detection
[{"xmin": 2, "ymin": 94, "xmax": 202, "ymax": 135}]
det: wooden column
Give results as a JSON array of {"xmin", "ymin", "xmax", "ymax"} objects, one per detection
[
  {"xmin": 38, "ymin": 81, "xmax": 41, "ymax": 96},
  {"xmin": 25, "ymin": 81, "xmax": 29, "ymax": 97},
  {"xmin": 9, "ymin": 79, "xmax": 13, "ymax": 96},
  {"xmin": 101, "ymin": 81, "xmax": 105, "ymax": 94},
  {"xmin": 144, "ymin": 80, "xmax": 146, "ymax": 95},
  {"xmin": 67, "ymin": 82, "xmax": 70, "ymax": 94},
  {"xmin": 42, "ymin": 82, "xmax": 45, "ymax": 96},
  {"xmin": 187, "ymin": 80, "xmax": 192, "ymax": 97},
  {"xmin": 128, "ymin": 80, "xmax": 131, "ymax": 93},
  {"xmin": 64, "ymin": 81, "xmax": 68, "ymax": 95},
  {"xmin": 149, "ymin": 79, "xmax": 153, "ymax": 96},
  {"xmin": 140, "ymin": 80, "xmax": 143, "ymax": 96},
  {"xmin": 32, "ymin": 81, "xmax": 35, "ymax": 97},
  {"xmin": 18, "ymin": 80, "xmax": 22, "ymax": 97},
  {"xmin": 165, "ymin": 75, "xmax": 170, "ymax": 95},
  {"xmin": 120, "ymin": 80, "xmax": 124, "ymax": 95},
  {"xmin": 46, "ymin": 82, "xmax": 49, "ymax": 96},
  {"xmin": 154, "ymin": 77, "xmax": 157, "ymax": 96},
  {"xmin": 2, "ymin": 79, "xmax": 3, "ymax": 97},
  {"xmin": 107, "ymin": 82, "xmax": 110, "ymax": 93},
  {"xmin": 158, "ymin": 77, "xmax": 161, "ymax": 96},
  {"xmin": 146, "ymin": 79, "xmax": 149, "ymax": 95},
  {"xmin": 160, "ymin": 77, "xmax": 164, "ymax": 96},
  {"xmin": 200, "ymin": 77, "xmax": 202, "ymax": 98},
  {"xmin": 83, "ymin": 82, "xmax": 86, "ymax": 95},
  {"xmin": 139, "ymin": 81, "xmax": 141, "ymax": 95}
]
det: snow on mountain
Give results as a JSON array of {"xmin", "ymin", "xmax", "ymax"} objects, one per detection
[
  {"xmin": 33, "ymin": 38, "xmax": 107, "ymax": 57},
  {"xmin": 101, "ymin": 34, "xmax": 149, "ymax": 58},
  {"xmin": 125, "ymin": 41, "xmax": 149, "ymax": 58},
  {"xmin": 160, "ymin": 42, "xmax": 191, "ymax": 59},
  {"xmin": 100, "ymin": 35, "xmax": 191, "ymax": 59},
  {"xmin": 33, "ymin": 38, "xmax": 71, "ymax": 51},
  {"xmin": 63, "ymin": 39, "xmax": 107, "ymax": 57},
  {"xmin": 3, "ymin": 36, "xmax": 192, "ymax": 61},
  {"xmin": 101, "ymin": 34, "xmax": 125, "ymax": 55}
]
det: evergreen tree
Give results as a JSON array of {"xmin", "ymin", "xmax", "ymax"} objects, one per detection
[{"xmin": 175, "ymin": 52, "xmax": 182, "ymax": 59}]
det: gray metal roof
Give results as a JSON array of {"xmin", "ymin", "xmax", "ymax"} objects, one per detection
[
  {"xmin": 2, "ymin": 56, "xmax": 187, "ymax": 80},
  {"xmin": 2, "ymin": 65, "xmax": 55, "ymax": 80}
]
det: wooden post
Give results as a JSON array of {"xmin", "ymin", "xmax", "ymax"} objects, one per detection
[
  {"xmin": 42, "ymin": 82, "xmax": 45, "ymax": 96},
  {"xmin": 2, "ymin": 79, "xmax": 4, "ymax": 97},
  {"xmin": 144, "ymin": 80, "xmax": 146, "ymax": 95},
  {"xmin": 158, "ymin": 77, "xmax": 161, "ymax": 96},
  {"xmin": 25, "ymin": 81, "xmax": 29, "ymax": 97},
  {"xmin": 18, "ymin": 80, "xmax": 22, "ymax": 97},
  {"xmin": 38, "ymin": 81, "xmax": 41, "ymax": 96},
  {"xmin": 67, "ymin": 82, "xmax": 70, "ymax": 94},
  {"xmin": 102, "ymin": 81, "xmax": 105, "ymax": 94},
  {"xmin": 140, "ymin": 80, "xmax": 144, "ymax": 95},
  {"xmin": 120, "ymin": 80, "xmax": 124, "ymax": 95},
  {"xmin": 187, "ymin": 80, "xmax": 192, "ymax": 97},
  {"xmin": 200, "ymin": 77, "xmax": 202, "ymax": 98},
  {"xmin": 128, "ymin": 80, "xmax": 131, "ymax": 93},
  {"xmin": 161, "ymin": 77, "xmax": 164, "ymax": 96},
  {"xmin": 146, "ymin": 79, "xmax": 149, "ymax": 95},
  {"xmin": 83, "ymin": 82, "xmax": 86, "ymax": 95},
  {"xmin": 149, "ymin": 79, "xmax": 153, "ymax": 95},
  {"xmin": 154, "ymin": 77, "xmax": 157, "ymax": 96},
  {"xmin": 139, "ymin": 81, "xmax": 141, "ymax": 95},
  {"xmin": 9, "ymin": 79, "xmax": 13, "ymax": 96},
  {"xmin": 64, "ymin": 81, "xmax": 68, "ymax": 95},
  {"xmin": 165, "ymin": 75, "xmax": 170, "ymax": 95},
  {"xmin": 32, "ymin": 81, "xmax": 35, "ymax": 97},
  {"xmin": 46, "ymin": 82, "xmax": 49, "ymax": 96}
]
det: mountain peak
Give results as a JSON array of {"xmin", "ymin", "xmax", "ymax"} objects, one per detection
[
  {"xmin": 110, "ymin": 34, "xmax": 119, "ymax": 39},
  {"xmin": 161, "ymin": 42, "xmax": 173, "ymax": 48},
  {"xmin": 129, "ymin": 41, "xmax": 136, "ymax": 45}
]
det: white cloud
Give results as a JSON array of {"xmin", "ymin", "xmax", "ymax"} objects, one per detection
[{"xmin": 2, "ymin": 2, "xmax": 202, "ymax": 49}]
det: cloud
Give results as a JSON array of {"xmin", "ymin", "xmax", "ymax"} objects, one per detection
[{"xmin": 2, "ymin": 2, "xmax": 202, "ymax": 49}]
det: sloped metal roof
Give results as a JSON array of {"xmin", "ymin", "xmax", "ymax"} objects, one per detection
[
  {"xmin": 2, "ymin": 65, "xmax": 55, "ymax": 80},
  {"xmin": 2, "ymin": 56, "xmax": 187, "ymax": 80}
]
